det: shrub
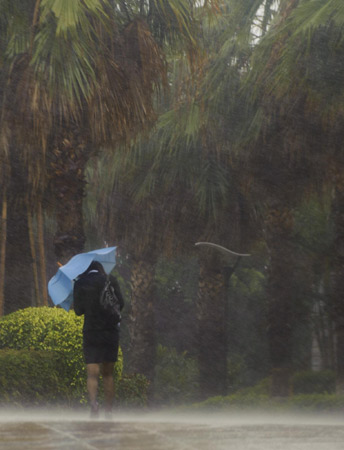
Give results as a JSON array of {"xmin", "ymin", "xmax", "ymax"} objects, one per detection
[
  {"xmin": 190, "ymin": 380, "xmax": 271, "ymax": 410},
  {"xmin": 0, "ymin": 307, "xmax": 123, "ymax": 404},
  {"xmin": 154, "ymin": 345, "xmax": 199, "ymax": 405},
  {"xmin": 288, "ymin": 394, "xmax": 344, "ymax": 411},
  {"xmin": 191, "ymin": 392, "xmax": 271, "ymax": 410},
  {"xmin": 116, "ymin": 374, "xmax": 149, "ymax": 407},
  {"xmin": 291, "ymin": 370, "xmax": 336, "ymax": 395},
  {"xmin": 188, "ymin": 377, "xmax": 344, "ymax": 412},
  {"xmin": 190, "ymin": 392, "xmax": 344, "ymax": 412},
  {"xmin": 0, "ymin": 349, "xmax": 67, "ymax": 405}
]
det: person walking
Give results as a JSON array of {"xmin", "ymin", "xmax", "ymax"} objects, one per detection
[{"xmin": 73, "ymin": 260, "xmax": 124, "ymax": 418}]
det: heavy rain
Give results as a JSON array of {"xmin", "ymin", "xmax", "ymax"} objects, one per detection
[{"xmin": 0, "ymin": 0, "xmax": 344, "ymax": 448}]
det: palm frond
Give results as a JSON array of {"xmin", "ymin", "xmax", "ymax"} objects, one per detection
[
  {"xmin": 40, "ymin": 0, "xmax": 107, "ymax": 35},
  {"xmin": 0, "ymin": 0, "xmax": 32, "ymax": 58},
  {"xmin": 148, "ymin": 0, "xmax": 196, "ymax": 45},
  {"xmin": 244, "ymin": 0, "xmax": 344, "ymax": 143},
  {"xmin": 288, "ymin": 0, "xmax": 344, "ymax": 35}
]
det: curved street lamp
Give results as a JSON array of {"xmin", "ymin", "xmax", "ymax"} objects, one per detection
[
  {"xmin": 195, "ymin": 242, "xmax": 251, "ymax": 258},
  {"xmin": 195, "ymin": 241, "xmax": 251, "ymax": 279}
]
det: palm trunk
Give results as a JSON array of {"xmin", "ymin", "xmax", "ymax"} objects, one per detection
[
  {"xmin": 265, "ymin": 205, "xmax": 295, "ymax": 397},
  {"xmin": 37, "ymin": 202, "xmax": 48, "ymax": 306},
  {"xmin": 197, "ymin": 256, "xmax": 227, "ymax": 399},
  {"xmin": 50, "ymin": 133, "xmax": 90, "ymax": 263},
  {"xmin": 4, "ymin": 197, "xmax": 33, "ymax": 314},
  {"xmin": 128, "ymin": 259, "xmax": 156, "ymax": 384},
  {"xmin": 0, "ymin": 187, "xmax": 7, "ymax": 316},
  {"xmin": 330, "ymin": 183, "xmax": 344, "ymax": 393},
  {"xmin": 27, "ymin": 204, "xmax": 41, "ymax": 306}
]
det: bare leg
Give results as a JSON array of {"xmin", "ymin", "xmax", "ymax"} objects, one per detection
[
  {"xmin": 87, "ymin": 363, "xmax": 100, "ymax": 416},
  {"xmin": 102, "ymin": 362, "xmax": 115, "ymax": 413}
]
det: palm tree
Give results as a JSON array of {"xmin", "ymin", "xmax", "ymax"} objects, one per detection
[
  {"xmin": 0, "ymin": 0, "xmax": 204, "ymax": 314},
  {"xmin": 84, "ymin": 50, "xmax": 257, "ymax": 397},
  {"xmin": 0, "ymin": 0, "xmax": 201, "ymax": 266},
  {"xmin": 0, "ymin": 156, "xmax": 9, "ymax": 315},
  {"xmin": 160, "ymin": 1, "xmax": 266, "ymax": 399},
  {"xmin": 84, "ymin": 0, "xmax": 344, "ymax": 400},
  {"xmin": 130, "ymin": 0, "xmax": 264, "ymax": 397},
  {"xmin": 293, "ymin": 195, "xmax": 335, "ymax": 371},
  {"xmin": 84, "ymin": 139, "xmax": 199, "ymax": 384},
  {"xmin": 242, "ymin": 0, "xmax": 344, "ymax": 393},
  {"xmin": 79, "ymin": 0, "xmax": 217, "ymax": 384},
  {"xmin": 112, "ymin": 0, "xmax": 282, "ymax": 398}
]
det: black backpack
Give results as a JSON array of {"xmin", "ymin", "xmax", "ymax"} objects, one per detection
[{"xmin": 99, "ymin": 276, "xmax": 121, "ymax": 323}]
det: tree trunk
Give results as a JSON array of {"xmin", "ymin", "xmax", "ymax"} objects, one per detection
[
  {"xmin": 27, "ymin": 205, "xmax": 41, "ymax": 306},
  {"xmin": 49, "ymin": 132, "xmax": 90, "ymax": 264},
  {"xmin": 197, "ymin": 256, "xmax": 227, "ymax": 399},
  {"xmin": 265, "ymin": 205, "xmax": 295, "ymax": 397},
  {"xmin": 0, "ymin": 187, "xmax": 7, "ymax": 316},
  {"xmin": 4, "ymin": 199, "xmax": 33, "ymax": 314},
  {"xmin": 312, "ymin": 274, "xmax": 335, "ymax": 371},
  {"xmin": 128, "ymin": 258, "xmax": 156, "ymax": 385},
  {"xmin": 37, "ymin": 201, "xmax": 48, "ymax": 306},
  {"xmin": 330, "ymin": 182, "xmax": 344, "ymax": 393}
]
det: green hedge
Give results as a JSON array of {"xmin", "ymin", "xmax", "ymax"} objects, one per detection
[
  {"xmin": 116, "ymin": 374, "xmax": 150, "ymax": 407},
  {"xmin": 0, "ymin": 349, "xmax": 68, "ymax": 405},
  {"xmin": 188, "ymin": 377, "xmax": 344, "ymax": 412},
  {"xmin": 154, "ymin": 345, "xmax": 199, "ymax": 405},
  {"xmin": 0, "ymin": 307, "xmax": 123, "ymax": 404},
  {"xmin": 290, "ymin": 394, "xmax": 344, "ymax": 411},
  {"xmin": 190, "ymin": 392, "xmax": 344, "ymax": 412},
  {"xmin": 291, "ymin": 370, "xmax": 336, "ymax": 395}
]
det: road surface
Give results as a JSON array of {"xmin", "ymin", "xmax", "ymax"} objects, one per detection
[{"xmin": 0, "ymin": 409, "xmax": 343, "ymax": 449}]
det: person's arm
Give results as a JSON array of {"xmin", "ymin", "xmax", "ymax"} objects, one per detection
[
  {"xmin": 73, "ymin": 282, "xmax": 85, "ymax": 316},
  {"xmin": 110, "ymin": 276, "xmax": 124, "ymax": 310}
]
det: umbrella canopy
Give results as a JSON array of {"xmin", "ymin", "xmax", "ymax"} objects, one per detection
[{"xmin": 48, "ymin": 246, "xmax": 117, "ymax": 311}]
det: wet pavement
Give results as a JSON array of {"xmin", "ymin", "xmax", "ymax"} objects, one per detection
[{"xmin": 0, "ymin": 409, "xmax": 343, "ymax": 449}]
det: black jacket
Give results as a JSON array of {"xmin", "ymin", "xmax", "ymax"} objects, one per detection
[{"xmin": 73, "ymin": 272, "xmax": 124, "ymax": 332}]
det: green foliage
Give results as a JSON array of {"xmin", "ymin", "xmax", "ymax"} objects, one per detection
[
  {"xmin": 286, "ymin": 0, "xmax": 344, "ymax": 41},
  {"xmin": 155, "ymin": 257, "xmax": 199, "ymax": 304},
  {"xmin": 227, "ymin": 354, "xmax": 250, "ymax": 392},
  {"xmin": 0, "ymin": 349, "xmax": 67, "ymax": 405},
  {"xmin": 247, "ymin": 0, "xmax": 344, "ymax": 133},
  {"xmin": 293, "ymin": 196, "xmax": 333, "ymax": 256},
  {"xmin": 292, "ymin": 370, "xmax": 336, "ymax": 395},
  {"xmin": 0, "ymin": 307, "xmax": 123, "ymax": 404},
  {"xmin": 189, "ymin": 378, "xmax": 344, "ymax": 412},
  {"xmin": 154, "ymin": 345, "xmax": 199, "ymax": 405},
  {"xmin": 116, "ymin": 374, "xmax": 150, "ymax": 408},
  {"xmin": 190, "ymin": 379, "xmax": 271, "ymax": 410},
  {"xmin": 0, "ymin": 306, "xmax": 86, "ymax": 400},
  {"xmin": 289, "ymin": 394, "xmax": 344, "ymax": 411},
  {"xmin": 193, "ymin": 392, "xmax": 269, "ymax": 410},
  {"xmin": 40, "ymin": 0, "xmax": 105, "ymax": 36},
  {"xmin": 230, "ymin": 267, "xmax": 265, "ymax": 297},
  {"xmin": 190, "ymin": 391, "xmax": 344, "ymax": 412},
  {"xmin": 227, "ymin": 266, "xmax": 269, "ymax": 388}
]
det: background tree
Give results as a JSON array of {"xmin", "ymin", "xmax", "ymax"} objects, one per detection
[
  {"xmin": 0, "ymin": 0, "xmax": 203, "ymax": 314},
  {"xmin": 1, "ymin": 0, "xmax": 344, "ymax": 407},
  {"xmin": 242, "ymin": 0, "xmax": 344, "ymax": 394},
  {"xmin": 84, "ymin": 18, "xmax": 259, "ymax": 396}
]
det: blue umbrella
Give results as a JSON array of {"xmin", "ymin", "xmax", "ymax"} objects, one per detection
[{"xmin": 48, "ymin": 246, "xmax": 117, "ymax": 311}]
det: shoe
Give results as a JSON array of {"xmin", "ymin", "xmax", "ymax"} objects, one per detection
[{"xmin": 90, "ymin": 402, "xmax": 99, "ymax": 419}]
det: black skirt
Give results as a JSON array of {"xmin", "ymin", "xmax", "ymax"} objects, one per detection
[{"xmin": 83, "ymin": 328, "xmax": 120, "ymax": 364}]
